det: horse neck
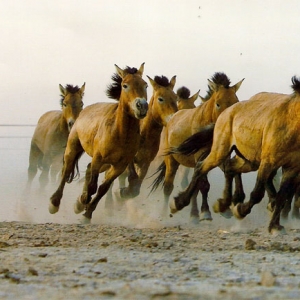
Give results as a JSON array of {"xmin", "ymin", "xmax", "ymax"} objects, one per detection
[
  {"xmin": 194, "ymin": 97, "xmax": 217, "ymax": 124},
  {"xmin": 115, "ymin": 100, "xmax": 141, "ymax": 138},
  {"xmin": 140, "ymin": 97, "xmax": 163, "ymax": 138},
  {"xmin": 59, "ymin": 113, "xmax": 69, "ymax": 133}
]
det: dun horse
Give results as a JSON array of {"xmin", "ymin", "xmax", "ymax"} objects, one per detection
[
  {"xmin": 27, "ymin": 83, "xmax": 85, "ymax": 189},
  {"xmin": 150, "ymin": 73, "xmax": 243, "ymax": 222},
  {"xmin": 49, "ymin": 63, "xmax": 148, "ymax": 222},
  {"xmin": 113, "ymin": 74, "xmax": 179, "ymax": 201},
  {"xmin": 170, "ymin": 76, "xmax": 300, "ymax": 234}
]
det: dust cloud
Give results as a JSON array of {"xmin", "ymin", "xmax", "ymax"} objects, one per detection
[{"xmin": 0, "ymin": 126, "xmax": 298, "ymax": 233}]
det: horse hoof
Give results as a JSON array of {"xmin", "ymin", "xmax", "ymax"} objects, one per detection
[
  {"xmin": 212, "ymin": 201, "xmax": 222, "ymax": 213},
  {"xmin": 74, "ymin": 199, "xmax": 85, "ymax": 214},
  {"xmin": 220, "ymin": 208, "xmax": 233, "ymax": 219},
  {"xmin": 232, "ymin": 204, "xmax": 244, "ymax": 219},
  {"xmin": 81, "ymin": 215, "xmax": 91, "ymax": 224},
  {"xmin": 169, "ymin": 199, "xmax": 178, "ymax": 214},
  {"xmin": 190, "ymin": 215, "xmax": 200, "ymax": 224},
  {"xmin": 270, "ymin": 226, "xmax": 286, "ymax": 236},
  {"xmin": 200, "ymin": 211, "xmax": 212, "ymax": 221},
  {"xmin": 48, "ymin": 202, "xmax": 59, "ymax": 214}
]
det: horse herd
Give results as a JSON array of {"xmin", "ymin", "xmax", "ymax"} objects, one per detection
[{"xmin": 27, "ymin": 63, "xmax": 300, "ymax": 235}]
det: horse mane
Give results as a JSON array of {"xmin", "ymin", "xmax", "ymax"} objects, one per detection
[
  {"xmin": 203, "ymin": 72, "xmax": 231, "ymax": 100},
  {"xmin": 154, "ymin": 75, "xmax": 171, "ymax": 87},
  {"xmin": 177, "ymin": 86, "xmax": 191, "ymax": 99},
  {"xmin": 291, "ymin": 76, "xmax": 300, "ymax": 95},
  {"xmin": 106, "ymin": 66, "xmax": 138, "ymax": 101},
  {"xmin": 60, "ymin": 84, "xmax": 80, "ymax": 105}
]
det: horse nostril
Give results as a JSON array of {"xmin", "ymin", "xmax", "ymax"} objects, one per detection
[{"xmin": 68, "ymin": 121, "xmax": 74, "ymax": 130}]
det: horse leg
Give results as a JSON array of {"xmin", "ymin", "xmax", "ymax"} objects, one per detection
[
  {"xmin": 292, "ymin": 186, "xmax": 300, "ymax": 219},
  {"xmin": 50, "ymin": 156, "xmax": 63, "ymax": 183},
  {"xmin": 39, "ymin": 155, "xmax": 51, "ymax": 189},
  {"xmin": 82, "ymin": 165, "xmax": 126, "ymax": 222},
  {"xmin": 268, "ymin": 174, "xmax": 297, "ymax": 234},
  {"xmin": 179, "ymin": 166, "xmax": 190, "ymax": 189},
  {"xmin": 197, "ymin": 175, "xmax": 212, "ymax": 221},
  {"xmin": 119, "ymin": 162, "xmax": 141, "ymax": 199},
  {"xmin": 27, "ymin": 142, "xmax": 42, "ymax": 190},
  {"xmin": 163, "ymin": 156, "xmax": 179, "ymax": 216},
  {"xmin": 265, "ymin": 169, "xmax": 279, "ymax": 213},
  {"xmin": 49, "ymin": 141, "xmax": 83, "ymax": 214}
]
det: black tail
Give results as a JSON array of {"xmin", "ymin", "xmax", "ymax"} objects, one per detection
[
  {"xmin": 66, "ymin": 150, "xmax": 84, "ymax": 183},
  {"xmin": 167, "ymin": 123, "xmax": 215, "ymax": 156},
  {"xmin": 148, "ymin": 161, "xmax": 166, "ymax": 194}
]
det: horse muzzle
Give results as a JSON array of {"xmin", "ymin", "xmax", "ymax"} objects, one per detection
[
  {"xmin": 134, "ymin": 98, "xmax": 148, "ymax": 119},
  {"xmin": 68, "ymin": 120, "xmax": 75, "ymax": 132}
]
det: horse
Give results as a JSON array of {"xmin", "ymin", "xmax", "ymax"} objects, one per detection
[
  {"xmin": 103, "ymin": 74, "xmax": 179, "ymax": 208},
  {"xmin": 49, "ymin": 63, "xmax": 148, "ymax": 223},
  {"xmin": 170, "ymin": 76, "xmax": 300, "ymax": 234},
  {"xmin": 150, "ymin": 73, "xmax": 244, "ymax": 222},
  {"xmin": 27, "ymin": 83, "xmax": 85, "ymax": 189}
]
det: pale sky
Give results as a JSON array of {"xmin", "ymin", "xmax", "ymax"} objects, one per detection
[{"xmin": 1, "ymin": 0, "xmax": 299, "ymax": 124}]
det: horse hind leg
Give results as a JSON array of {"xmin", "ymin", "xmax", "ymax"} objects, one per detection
[
  {"xmin": 198, "ymin": 175, "xmax": 212, "ymax": 221},
  {"xmin": 27, "ymin": 143, "xmax": 42, "ymax": 190}
]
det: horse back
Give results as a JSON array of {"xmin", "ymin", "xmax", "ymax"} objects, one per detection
[{"xmin": 31, "ymin": 110, "xmax": 67, "ymax": 154}]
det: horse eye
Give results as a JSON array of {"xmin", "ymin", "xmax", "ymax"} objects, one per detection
[
  {"xmin": 63, "ymin": 103, "xmax": 67, "ymax": 107},
  {"xmin": 122, "ymin": 84, "xmax": 128, "ymax": 89},
  {"xmin": 158, "ymin": 97, "xmax": 164, "ymax": 103},
  {"xmin": 216, "ymin": 103, "xmax": 220, "ymax": 108}
]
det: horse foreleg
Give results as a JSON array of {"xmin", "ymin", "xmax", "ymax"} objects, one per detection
[
  {"xmin": 82, "ymin": 165, "xmax": 124, "ymax": 222},
  {"xmin": 49, "ymin": 146, "xmax": 83, "ymax": 214}
]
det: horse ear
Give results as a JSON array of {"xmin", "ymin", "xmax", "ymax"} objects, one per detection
[
  {"xmin": 115, "ymin": 64, "xmax": 125, "ymax": 78},
  {"xmin": 59, "ymin": 84, "xmax": 66, "ymax": 96},
  {"xmin": 169, "ymin": 75, "xmax": 176, "ymax": 90},
  {"xmin": 232, "ymin": 78, "xmax": 244, "ymax": 92},
  {"xmin": 208, "ymin": 79, "xmax": 218, "ymax": 92},
  {"xmin": 79, "ymin": 82, "xmax": 86, "ymax": 96},
  {"xmin": 137, "ymin": 62, "xmax": 145, "ymax": 76},
  {"xmin": 199, "ymin": 95, "xmax": 207, "ymax": 103},
  {"xmin": 147, "ymin": 75, "xmax": 157, "ymax": 89},
  {"xmin": 191, "ymin": 90, "xmax": 200, "ymax": 102}
]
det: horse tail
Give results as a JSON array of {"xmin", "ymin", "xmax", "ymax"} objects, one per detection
[
  {"xmin": 148, "ymin": 161, "xmax": 166, "ymax": 194},
  {"xmin": 66, "ymin": 150, "xmax": 84, "ymax": 183},
  {"xmin": 167, "ymin": 123, "xmax": 215, "ymax": 156}
]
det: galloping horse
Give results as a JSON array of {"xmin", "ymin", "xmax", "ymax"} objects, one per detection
[
  {"xmin": 150, "ymin": 73, "xmax": 244, "ymax": 222},
  {"xmin": 114, "ymin": 74, "xmax": 179, "ymax": 200},
  {"xmin": 49, "ymin": 63, "xmax": 148, "ymax": 222},
  {"xmin": 27, "ymin": 83, "xmax": 85, "ymax": 189},
  {"xmin": 170, "ymin": 76, "xmax": 300, "ymax": 234}
]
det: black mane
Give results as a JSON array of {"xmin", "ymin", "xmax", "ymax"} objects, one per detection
[
  {"xmin": 291, "ymin": 76, "xmax": 300, "ymax": 94},
  {"xmin": 60, "ymin": 84, "xmax": 80, "ymax": 105},
  {"xmin": 154, "ymin": 75, "xmax": 170, "ymax": 87},
  {"xmin": 106, "ymin": 66, "xmax": 138, "ymax": 101},
  {"xmin": 204, "ymin": 72, "xmax": 231, "ymax": 100},
  {"xmin": 177, "ymin": 87, "xmax": 191, "ymax": 99}
]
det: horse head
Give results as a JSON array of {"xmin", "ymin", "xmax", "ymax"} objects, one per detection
[
  {"xmin": 147, "ymin": 75, "xmax": 178, "ymax": 126},
  {"xmin": 59, "ymin": 82, "xmax": 85, "ymax": 131},
  {"xmin": 205, "ymin": 72, "xmax": 244, "ymax": 121},
  {"xmin": 177, "ymin": 86, "xmax": 199, "ymax": 110},
  {"xmin": 114, "ymin": 63, "xmax": 148, "ymax": 119}
]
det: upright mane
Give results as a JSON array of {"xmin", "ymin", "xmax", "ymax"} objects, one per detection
[
  {"xmin": 60, "ymin": 84, "xmax": 80, "ymax": 105},
  {"xmin": 203, "ymin": 72, "xmax": 231, "ymax": 100},
  {"xmin": 177, "ymin": 87, "xmax": 191, "ymax": 99},
  {"xmin": 106, "ymin": 66, "xmax": 138, "ymax": 101},
  {"xmin": 291, "ymin": 76, "xmax": 300, "ymax": 95},
  {"xmin": 154, "ymin": 75, "xmax": 171, "ymax": 87}
]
